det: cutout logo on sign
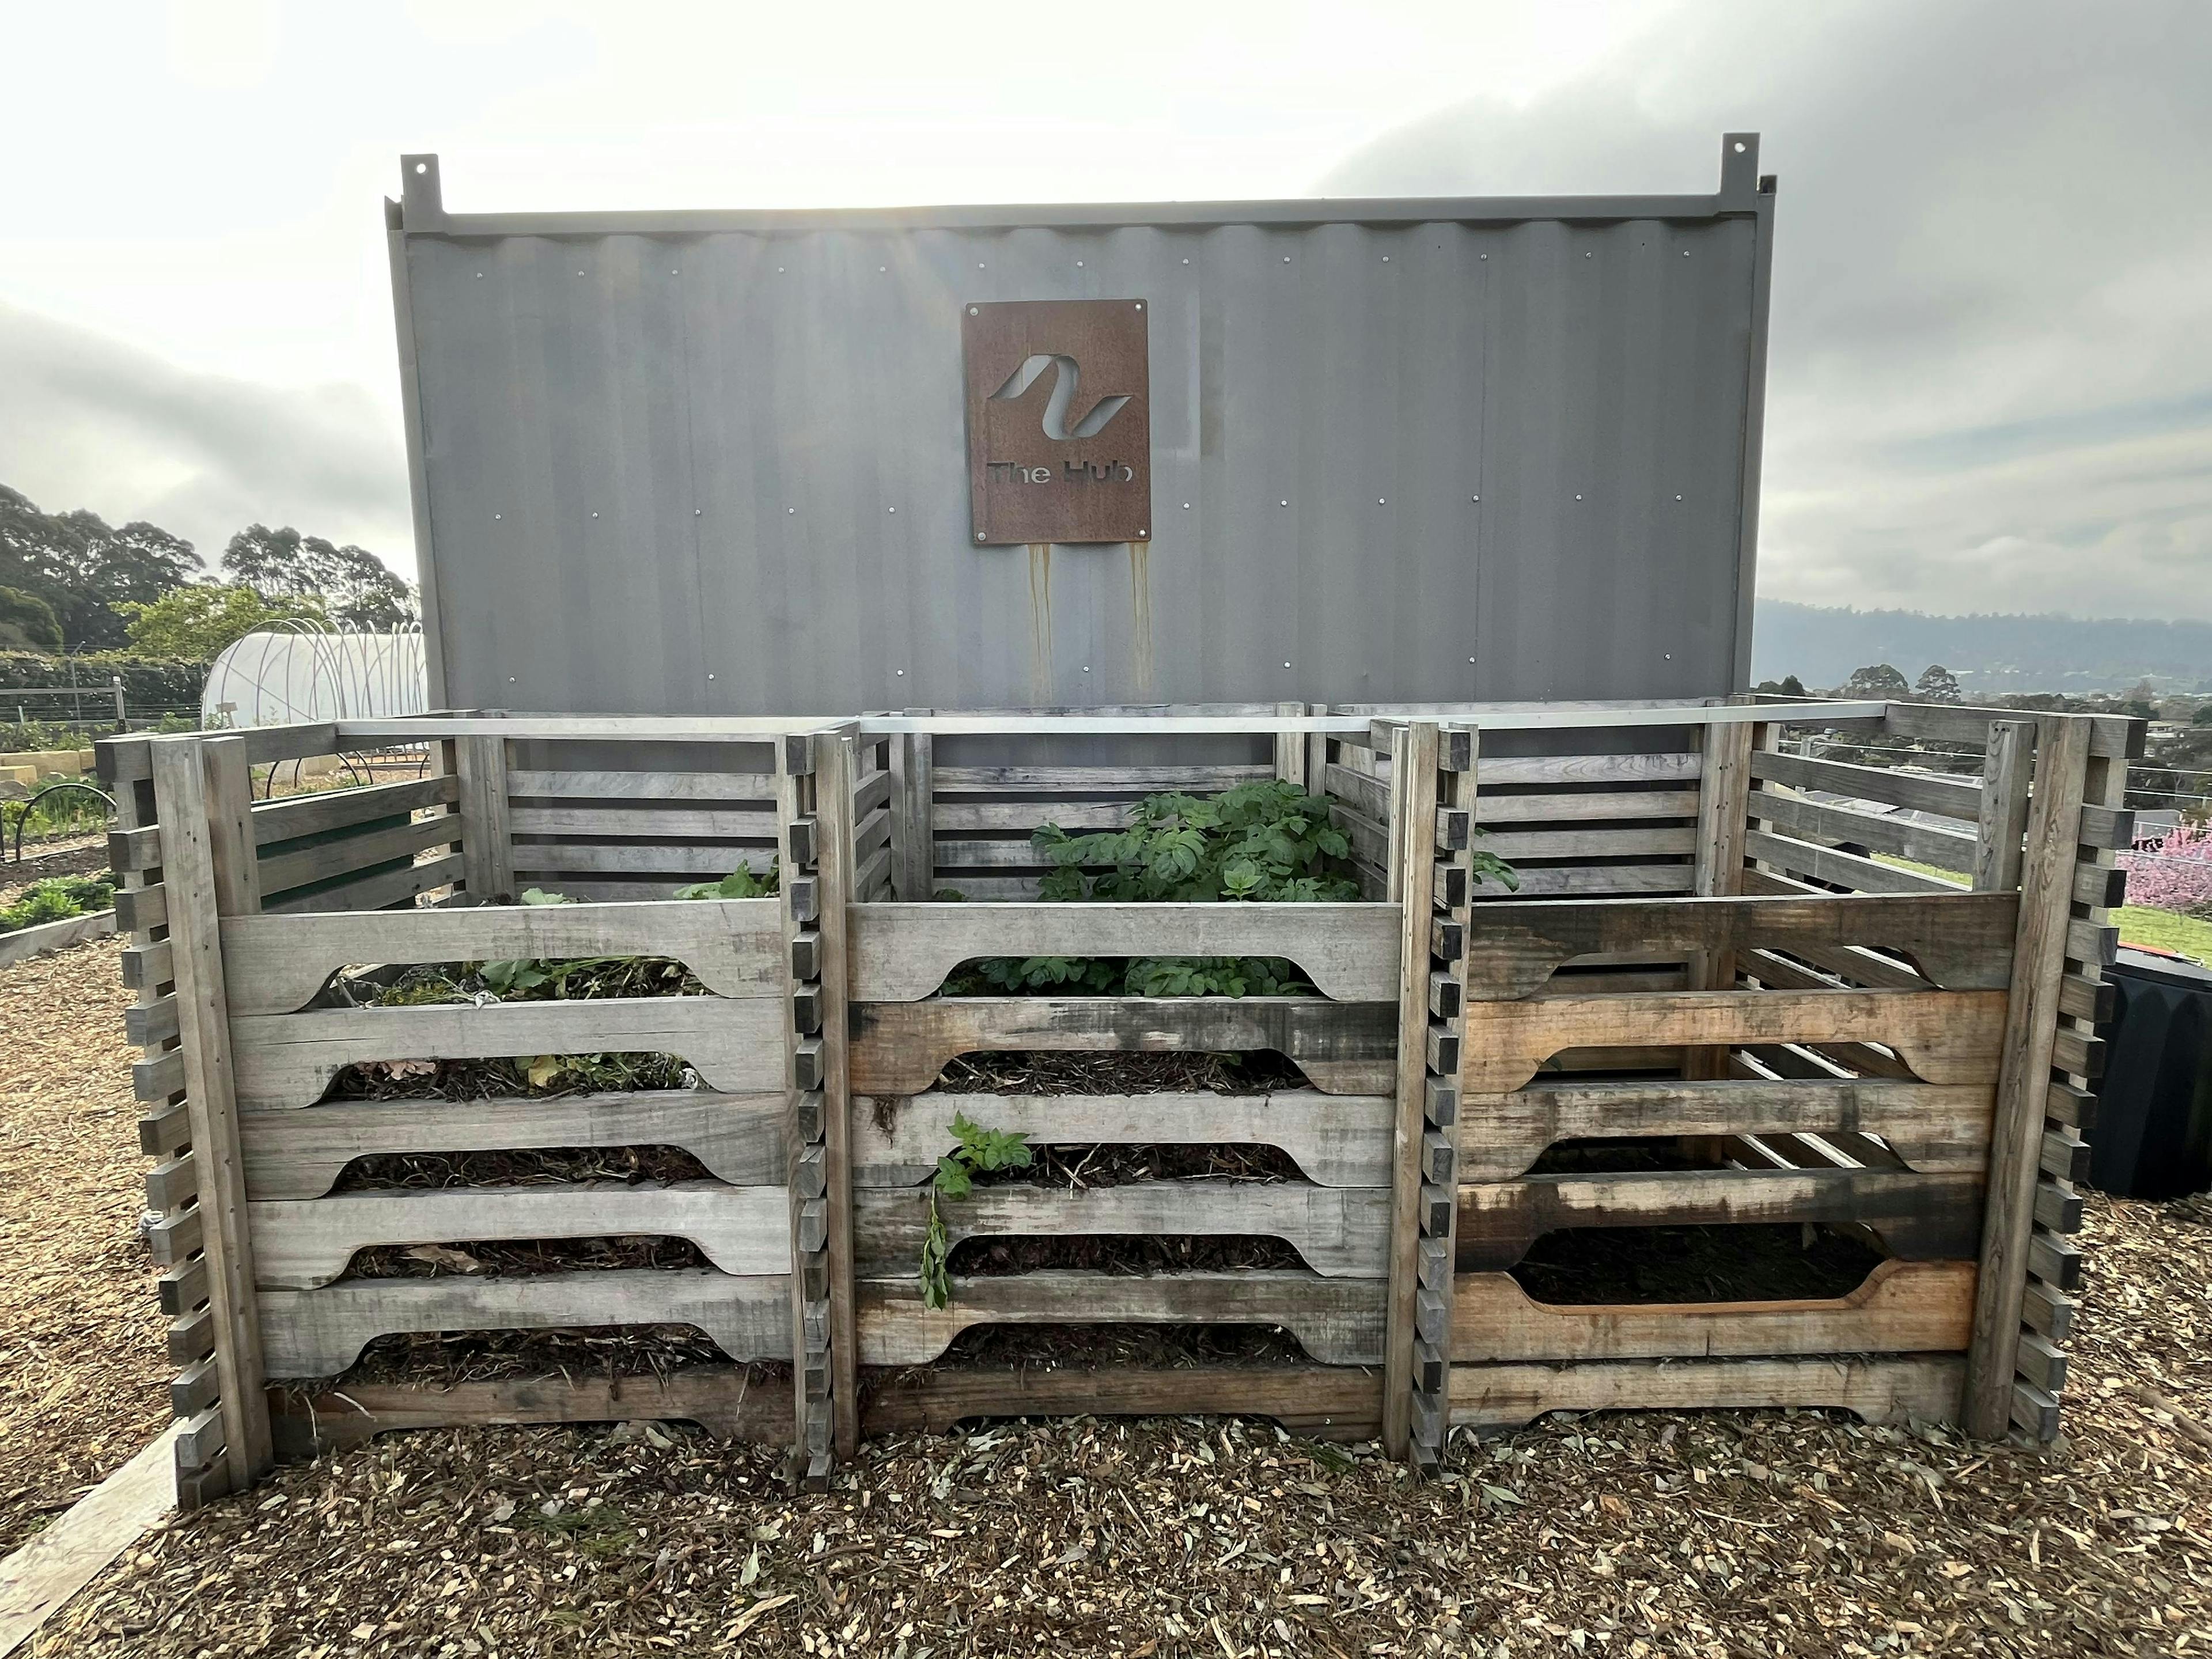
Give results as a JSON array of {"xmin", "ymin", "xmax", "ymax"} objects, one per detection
[{"xmin": 964, "ymin": 299, "xmax": 1151, "ymax": 546}]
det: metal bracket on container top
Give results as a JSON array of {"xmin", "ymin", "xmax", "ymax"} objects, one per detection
[{"xmin": 399, "ymin": 153, "xmax": 448, "ymax": 233}]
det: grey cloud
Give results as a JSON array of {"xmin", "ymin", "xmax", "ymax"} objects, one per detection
[
  {"xmin": 0, "ymin": 301, "xmax": 414, "ymax": 578},
  {"xmin": 1315, "ymin": 0, "xmax": 2212, "ymax": 620}
]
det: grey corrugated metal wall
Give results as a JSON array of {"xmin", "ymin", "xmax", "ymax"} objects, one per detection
[{"xmin": 388, "ymin": 137, "xmax": 1774, "ymax": 714}]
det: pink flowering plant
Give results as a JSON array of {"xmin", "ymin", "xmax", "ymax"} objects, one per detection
[{"xmin": 2122, "ymin": 820, "xmax": 2212, "ymax": 916}]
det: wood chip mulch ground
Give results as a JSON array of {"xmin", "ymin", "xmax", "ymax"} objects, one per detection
[
  {"xmin": 13, "ymin": 1191, "xmax": 2210, "ymax": 1657},
  {"xmin": 0, "ymin": 935, "xmax": 168, "ymax": 1557},
  {"xmin": 11, "ymin": 943, "xmax": 2212, "ymax": 1656}
]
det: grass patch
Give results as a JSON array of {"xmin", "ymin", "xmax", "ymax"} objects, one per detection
[{"xmin": 2117, "ymin": 906, "xmax": 2212, "ymax": 963}]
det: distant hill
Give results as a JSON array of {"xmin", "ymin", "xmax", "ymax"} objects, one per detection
[{"xmin": 1752, "ymin": 601, "xmax": 2212, "ymax": 695}]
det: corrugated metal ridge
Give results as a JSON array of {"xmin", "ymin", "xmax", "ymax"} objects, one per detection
[{"xmin": 392, "ymin": 134, "xmax": 1765, "ymax": 238}]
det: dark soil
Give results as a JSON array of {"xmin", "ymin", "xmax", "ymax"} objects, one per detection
[
  {"xmin": 1512, "ymin": 1221, "xmax": 1888, "ymax": 1305},
  {"xmin": 1526, "ymin": 1137, "xmax": 1727, "ymax": 1176},
  {"xmin": 332, "ymin": 1145, "xmax": 715, "ymax": 1192},
  {"xmin": 947, "ymin": 1234, "xmax": 1306, "ymax": 1276},
  {"xmin": 935, "ymin": 1049, "xmax": 1309, "ymax": 1094}
]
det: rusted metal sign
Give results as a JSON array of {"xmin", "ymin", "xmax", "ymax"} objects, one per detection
[{"xmin": 964, "ymin": 298, "xmax": 1151, "ymax": 546}]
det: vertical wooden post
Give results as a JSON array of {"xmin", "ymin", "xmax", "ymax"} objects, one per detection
[
  {"xmin": 1972, "ymin": 721, "xmax": 2033, "ymax": 893},
  {"xmin": 455, "ymin": 733, "xmax": 514, "ymax": 902},
  {"xmin": 1413, "ymin": 726, "xmax": 1476, "ymax": 1470},
  {"xmin": 1684, "ymin": 718, "xmax": 1756, "ymax": 1084},
  {"xmin": 812, "ymin": 726, "xmax": 861, "ymax": 1461},
  {"xmin": 1274, "ymin": 702, "xmax": 1308, "ymax": 787},
  {"xmin": 150, "ymin": 736, "xmax": 274, "ymax": 1493},
  {"xmin": 775, "ymin": 734, "xmax": 830, "ymax": 1482},
  {"xmin": 1382, "ymin": 720, "xmax": 1442, "ymax": 1460},
  {"xmin": 889, "ymin": 710, "xmax": 934, "ymax": 901},
  {"xmin": 1305, "ymin": 706, "xmax": 1331, "ymax": 801},
  {"xmin": 1964, "ymin": 716, "xmax": 2090, "ymax": 1438}
]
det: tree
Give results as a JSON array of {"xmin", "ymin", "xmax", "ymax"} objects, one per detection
[
  {"xmin": 1754, "ymin": 674, "xmax": 1808, "ymax": 698},
  {"xmin": 221, "ymin": 525, "xmax": 416, "ymax": 631},
  {"xmin": 1913, "ymin": 664, "xmax": 1963, "ymax": 703},
  {"xmin": 0, "ymin": 586, "xmax": 62, "ymax": 650},
  {"xmin": 119, "ymin": 584, "xmax": 328, "ymax": 660},
  {"xmin": 0, "ymin": 486, "xmax": 201, "ymax": 648},
  {"xmin": 1840, "ymin": 664, "xmax": 1911, "ymax": 699}
]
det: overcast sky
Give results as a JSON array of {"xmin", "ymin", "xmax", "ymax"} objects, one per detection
[{"xmin": 2, "ymin": 0, "xmax": 2205, "ymax": 619}]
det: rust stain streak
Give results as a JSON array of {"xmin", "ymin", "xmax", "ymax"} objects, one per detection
[
  {"xmin": 1028, "ymin": 543, "xmax": 1053, "ymax": 699},
  {"xmin": 1128, "ymin": 540, "xmax": 1154, "ymax": 697}
]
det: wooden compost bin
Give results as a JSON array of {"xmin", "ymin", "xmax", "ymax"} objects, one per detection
[{"xmin": 96, "ymin": 698, "xmax": 2142, "ymax": 1506}]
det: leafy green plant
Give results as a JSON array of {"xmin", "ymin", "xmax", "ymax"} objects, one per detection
[
  {"xmin": 1033, "ymin": 779, "xmax": 1357, "ymax": 904},
  {"xmin": 672, "ymin": 861, "xmax": 779, "ymax": 901},
  {"xmin": 0, "ymin": 872, "xmax": 116, "ymax": 934},
  {"xmin": 920, "ymin": 1113, "xmax": 1032, "ymax": 1309},
  {"xmin": 948, "ymin": 778, "xmax": 1520, "ymax": 997}
]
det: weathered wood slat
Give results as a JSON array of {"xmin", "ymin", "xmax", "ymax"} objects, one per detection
[
  {"xmin": 240, "ymin": 1090, "xmax": 785, "ymax": 1198},
  {"xmin": 506, "ymin": 769, "xmax": 777, "ymax": 802},
  {"xmin": 257, "ymin": 775, "xmax": 460, "ymax": 848},
  {"xmin": 1451, "ymin": 1259, "xmax": 1976, "ymax": 1362},
  {"xmin": 509, "ymin": 842, "xmax": 776, "ymax": 876},
  {"xmin": 1456, "ymin": 892, "xmax": 2016, "ymax": 1001},
  {"xmin": 1455, "ymin": 1168, "xmax": 1983, "ymax": 1270},
  {"xmin": 1479, "ymin": 827, "xmax": 1698, "ymax": 861},
  {"xmin": 232, "ymin": 996, "xmax": 786, "ymax": 1110},
  {"xmin": 263, "ymin": 853, "xmax": 463, "ymax": 915},
  {"xmin": 851, "ymin": 1089, "xmax": 1392, "ymax": 1188},
  {"xmin": 106, "ymin": 775, "xmax": 457, "ymax": 873},
  {"xmin": 1459, "ymin": 1075, "xmax": 1993, "ymax": 1180},
  {"xmin": 1472, "ymin": 753, "xmax": 1702, "ymax": 787},
  {"xmin": 931, "ymin": 801, "xmax": 1139, "ymax": 834},
  {"xmin": 1472, "ymin": 863, "xmax": 1695, "ymax": 900},
  {"xmin": 850, "ymin": 996, "xmax": 1396, "ymax": 1096},
  {"xmin": 846, "ymin": 902, "xmax": 1399, "ymax": 1003},
  {"xmin": 251, "ymin": 1181, "xmax": 791, "ymax": 1289},
  {"xmin": 1449, "ymin": 1354, "xmax": 1964, "ymax": 1433},
  {"xmin": 1749, "ymin": 790, "xmax": 1979, "ymax": 872},
  {"xmin": 1744, "ymin": 830, "xmax": 1962, "ymax": 896},
  {"xmin": 257, "ymin": 813, "xmax": 460, "ymax": 898},
  {"xmin": 222, "ymin": 897, "xmax": 783, "ymax": 1016},
  {"xmin": 1457, "ymin": 987, "xmax": 2006, "ymax": 1093},
  {"xmin": 853, "ymin": 1181, "xmax": 1389, "ymax": 1279},
  {"xmin": 119, "ymin": 941, "xmax": 175, "ymax": 992},
  {"xmin": 114, "ymin": 883, "xmax": 167, "ymax": 934},
  {"xmin": 1881, "ymin": 702, "xmax": 2142, "ymax": 762},
  {"xmin": 1474, "ymin": 789, "xmax": 1702, "ymax": 825},
  {"xmin": 2078, "ymin": 804, "xmax": 2136, "ymax": 851},
  {"xmin": 506, "ymin": 805, "xmax": 775, "ymax": 839},
  {"xmin": 271, "ymin": 1368, "xmax": 791, "ymax": 1459},
  {"xmin": 1747, "ymin": 749, "xmax": 1983, "ymax": 820},
  {"xmin": 256, "ymin": 1268, "xmax": 793, "ymax": 1377},
  {"xmin": 99, "ymin": 722, "xmax": 340, "ymax": 785},
  {"xmin": 866, "ymin": 1365, "xmax": 1379, "ymax": 1440},
  {"xmin": 855, "ymin": 1271, "xmax": 1384, "ymax": 1366},
  {"xmin": 932, "ymin": 765, "xmax": 1275, "ymax": 793}
]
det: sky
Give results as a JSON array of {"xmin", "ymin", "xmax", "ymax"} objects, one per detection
[{"xmin": 1, "ymin": 0, "xmax": 2206, "ymax": 620}]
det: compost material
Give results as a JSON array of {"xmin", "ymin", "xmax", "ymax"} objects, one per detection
[
  {"xmin": 332, "ymin": 1145, "xmax": 715, "ymax": 1192},
  {"xmin": 947, "ymin": 1233, "xmax": 1306, "ymax": 1277},
  {"xmin": 936, "ymin": 1049, "xmax": 1310, "ymax": 1094}
]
